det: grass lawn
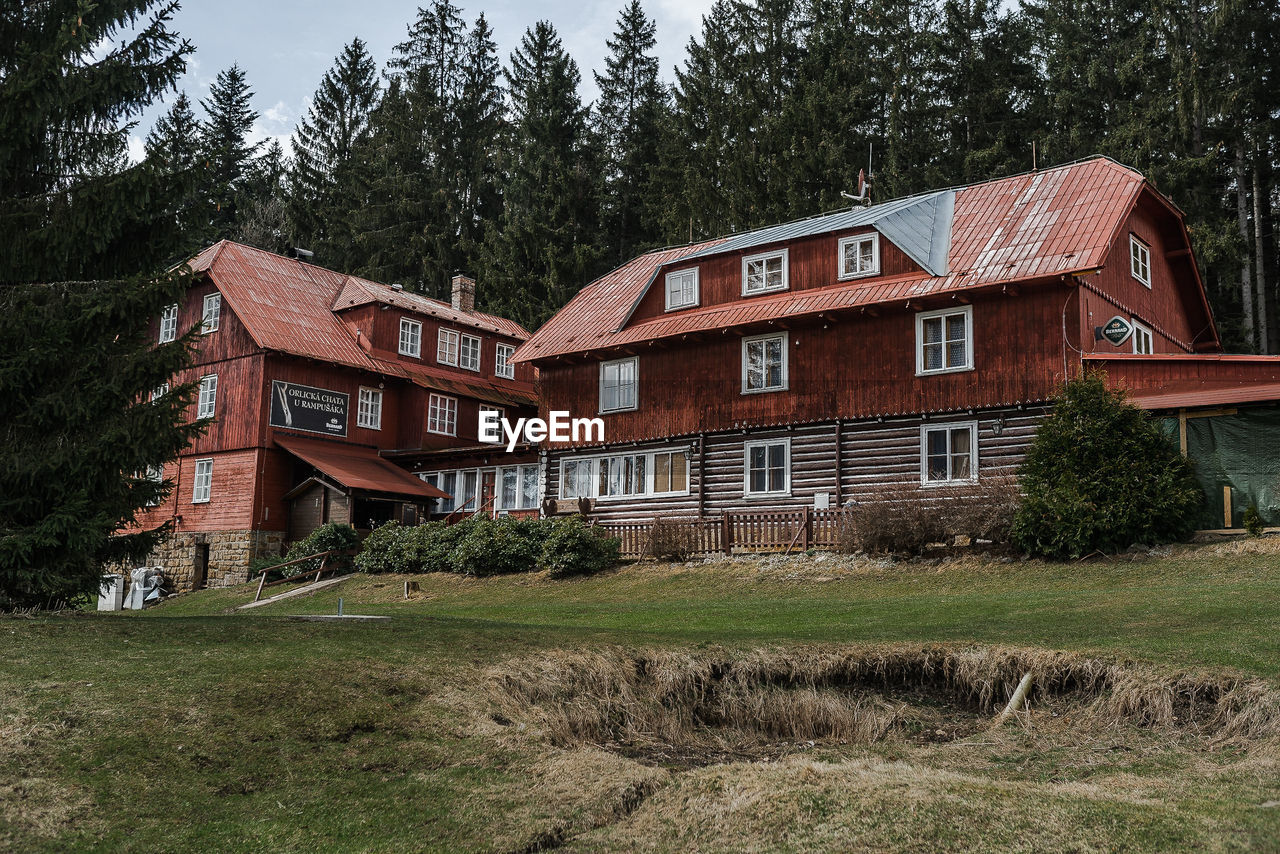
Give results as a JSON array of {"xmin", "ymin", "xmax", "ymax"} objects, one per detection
[{"xmin": 3, "ymin": 538, "xmax": 1279, "ymax": 852}]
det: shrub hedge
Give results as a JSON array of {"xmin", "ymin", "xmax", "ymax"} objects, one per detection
[{"xmin": 355, "ymin": 515, "xmax": 620, "ymax": 578}]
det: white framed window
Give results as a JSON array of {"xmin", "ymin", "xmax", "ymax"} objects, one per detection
[
  {"xmin": 192, "ymin": 458, "xmax": 213, "ymax": 503},
  {"xmin": 599, "ymin": 357, "xmax": 638, "ymax": 413},
  {"xmin": 150, "ymin": 382, "xmax": 169, "ymax": 403},
  {"xmin": 1132, "ymin": 320, "xmax": 1154, "ymax": 354},
  {"xmin": 665, "ymin": 268, "xmax": 700, "ymax": 310},
  {"xmin": 744, "ymin": 439, "xmax": 790, "ymax": 496},
  {"xmin": 921, "ymin": 422, "xmax": 978, "ymax": 485},
  {"xmin": 916, "ymin": 306, "xmax": 973, "ymax": 375},
  {"xmin": 498, "ymin": 464, "xmax": 540, "ymax": 511},
  {"xmin": 495, "ymin": 343, "xmax": 516, "ymax": 379},
  {"xmin": 558, "ymin": 448, "xmax": 691, "ymax": 500},
  {"xmin": 427, "ymin": 393, "xmax": 457, "ymax": 436},
  {"xmin": 357, "ymin": 387, "xmax": 383, "ymax": 430},
  {"xmin": 437, "ymin": 328, "xmax": 459, "ymax": 365},
  {"xmin": 399, "ymin": 318, "xmax": 422, "ymax": 358},
  {"xmin": 838, "ymin": 233, "xmax": 880, "ymax": 279},
  {"xmin": 197, "ymin": 374, "xmax": 217, "ymax": 419},
  {"xmin": 459, "ymin": 333, "xmax": 481, "ymax": 371},
  {"xmin": 422, "ymin": 471, "xmax": 456, "ymax": 514},
  {"xmin": 159, "ymin": 304, "xmax": 178, "ymax": 343},
  {"xmin": 1130, "ymin": 235, "xmax": 1151, "ymax": 288},
  {"xmin": 201, "ymin": 292, "xmax": 221, "ymax": 333},
  {"xmin": 561, "ymin": 459, "xmax": 595, "ymax": 499},
  {"xmin": 742, "ymin": 249, "xmax": 788, "ymax": 295},
  {"xmin": 651, "ymin": 450, "xmax": 689, "ymax": 495},
  {"xmin": 742, "ymin": 332, "xmax": 788, "ymax": 393}
]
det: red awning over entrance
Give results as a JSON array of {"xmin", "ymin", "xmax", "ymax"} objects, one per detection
[{"xmin": 275, "ymin": 435, "xmax": 448, "ymax": 500}]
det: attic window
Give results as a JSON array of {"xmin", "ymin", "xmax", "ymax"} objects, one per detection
[
  {"xmin": 399, "ymin": 318, "xmax": 422, "ymax": 358},
  {"xmin": 201, "ymin": 293, "xmax": 221, "ymax": 333},
  {"xmin": 838, "ymin": 234, "xmax": 879, "ymax": 279},
  {"xmin": 1130, "ymin": 235, "xmax": 1151, "ymax": 288},
  {"xmin": 742, "ymin": 249, "xmax": 788, "ymax": 295},
  {"xmin": 665, "ymin": 268, "xmax": 699, "ymax": 310}
]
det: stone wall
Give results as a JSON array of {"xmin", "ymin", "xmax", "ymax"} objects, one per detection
[{"xmin": 116, "ymin": 529, "xmax": 287, "ymax": 594}]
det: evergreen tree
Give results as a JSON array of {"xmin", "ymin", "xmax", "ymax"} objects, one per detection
[
  {"xmin": 144, "ymin": 92, "xmax": 210, "ymax": 254},
  {"xmin": 200, "ymin": 64, "xmax": 262, "ymax": 239},
  {"xmin": 594, "ymin": 1, "xmax": 671, "ymax": 263},
  {"xmin": 481, "ymin": 21, "xmax": 602, "ymax": 325},
  {"xmin": 353, "ymin": 1, "xmax": 471, "ymax": 297},
  {"xmin": 1011, "ymin": 374, "xmax": 1203, "ymax": 558},
  {"xmin": 453, "ymin": 15, "xmax": 506, "ymax": 265},
  {"xmin": 289, "ymin": 38, "xmax": 380, "ymax": 263},
  {"xmin": 0, "ymin": 0, "xmax": 205, "ymax": 609},
  {"xmin": 235, "ymin": 138, "xmax": 293, "ymax": 253}
]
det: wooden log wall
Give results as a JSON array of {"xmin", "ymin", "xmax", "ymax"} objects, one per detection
[{"xmin": 547, "ymin": 406, "xmax": 1047, "ymax": 524}]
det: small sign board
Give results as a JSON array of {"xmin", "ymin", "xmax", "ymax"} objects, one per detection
[
  {"xmin": 270, "ymin": 380, "xmax": 348, "ymax": 436},
  {"xmin": 1099, "ymin": 316, "xmax": 1134, "ymax": 347}
]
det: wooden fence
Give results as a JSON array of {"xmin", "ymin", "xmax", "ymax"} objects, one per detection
[{"xmin": 599, "ymin": 509, "xmax": 850, "ymax": 558}]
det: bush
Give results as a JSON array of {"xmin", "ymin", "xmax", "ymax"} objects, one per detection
[
  {"xmin": 1244, "ymin": 505, "xmax": 1264, "ymax": 538},
  {"xmin": 540, "ymin": 516, "xmax": 621, "ymax": 578},
  {"xmin": 1010, "ymin": 373, "xmax": 1204, "ymax": 559},
  {"xmin": 282, "ymin": 522, "xmax": 360, "ymax": 577},
  {"xmin": 453, "ymin": 516, "xmax": 545, "ymax": 577},
  {"xmin": 645, "ymin": 517, "xmax": 700, "ymax": 561},
  {"xmin": 835, "ymin": 487, "xmax": 948, "ymax": 555},
  {"xmin": 353, "ymin": 521, "xmax": 404, "ymax": 574}
]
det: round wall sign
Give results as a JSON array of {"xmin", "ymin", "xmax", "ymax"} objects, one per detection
[{"xmin": 1101, "ymin": 316, "xmax": 1133, "ymax": 346}]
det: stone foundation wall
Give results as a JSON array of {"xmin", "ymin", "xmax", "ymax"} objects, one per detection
[{"xmin": 116, "ymin": 530, "xmax": 287, "ymax": 594}]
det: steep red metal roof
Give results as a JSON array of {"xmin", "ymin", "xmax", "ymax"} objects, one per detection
[
  {"xmin": 189, "ymin": 242, "xmax": 529, "ymax": 377},
  {"xmin": 331, "ymin": 275, "xmax": 530, "ymax": 339},
  {"xmin": 372, "ymin": 357, "xmax": 537, "ymax": 409},
  {"xmin": 515, "ymin": 157, "xmax": 1147, "ymax": 363},
  {"xmin": 274, "ymin": 434, "xmax": 448, "ymax": 499}
]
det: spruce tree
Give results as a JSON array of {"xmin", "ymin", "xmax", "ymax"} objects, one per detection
[
  {"xmin": 144, "ymin": 92, "xmax": 211, "ymax": 254},
  {"xmin": 594, "ymin": 1, "xmax": 670, "ymax": 264},
  {"xmin": 0, "ymin": 0, "xmax": 206, "ymax": 609},
  {"xmin": 200, "ymin": 64, "xmax": 262, "ymax": 239},
  {"xmin": 481, "ymin": 21, "xmax": 602, "ymax": 325},
  {"xmin": 235, "ymin": 138, "xmax": 293, "ymax": 253},
  {"xmin": 354, "ymin": 1, "xmax": 469, "ymax": 297},
  {"xmin": 454, "ymin": 15, "xmax": 506, "ymax": 266},
  {"xmin": 289, "ymin": 38, "xmax": 380, "ymax": 262}
]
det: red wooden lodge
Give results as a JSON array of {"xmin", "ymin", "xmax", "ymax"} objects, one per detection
[
  {"xmin": 515, "ymin": 156, "xmax": 1280, "ymax": 536},
  {"xmin": 133, "ymin": 156, "xmax": 1280, "ymax": 589},
  {"xmin": 133, "ymin": 241, "xmax": 539, "ymax": 591}
]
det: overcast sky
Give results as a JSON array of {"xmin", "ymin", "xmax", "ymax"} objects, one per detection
[{"xmin": 128, "ymin": 0, "xmax": 715, "ymax": 161}]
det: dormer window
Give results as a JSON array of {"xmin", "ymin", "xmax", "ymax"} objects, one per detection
[
  {"xmin": 1130, "ymin": 235, "xmax": 1150, "ymax": 288},
  {"xmin": 399, "ymin": 318, "xmax": 422, "ymax": 358},
  {"xmin": 665, "ymin": 268, "xmax": 699, "ymax": 310},
  {"xmin": 742, "ymin": 249, "xmax": 788, "ymax": 295},
  {"xmin": 201, "ymin": 293, "xmax": 221, "ymax": 333},
  {"xmin": 838, "ymin": 234, "xmax": 879, "ymax": 279}
]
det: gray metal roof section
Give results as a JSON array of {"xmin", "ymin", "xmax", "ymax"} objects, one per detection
[{"xmin": 674, "ymin": 190, "xmax": 955, "ymax": 276}]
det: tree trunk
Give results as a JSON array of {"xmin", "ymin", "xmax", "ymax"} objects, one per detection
[
  {"xmin": 1236, "ymin": 144, "xmax": 1255, "ymax": 350},
  {"xmin": 1254, "ymin": 154, "xmax": 1271, "ymax": 354}
]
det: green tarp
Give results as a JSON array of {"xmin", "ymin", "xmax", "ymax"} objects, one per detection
[{"xmin": 1160, "ymin": 405, "xmax": 1280, "ymax": 528}]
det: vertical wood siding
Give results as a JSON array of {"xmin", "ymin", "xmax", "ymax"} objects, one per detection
[
  {"xmin": 539, "ymin": 287, "xmax": 1068, "ymax": 447},
  {"xmin": 629, "ymin": 226, "xmax": 923, "ymax": 325}
]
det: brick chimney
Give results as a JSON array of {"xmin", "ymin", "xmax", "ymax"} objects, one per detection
[{"xmin": 451, "ymin": 273, "xmax": 476, "ymax": 313}]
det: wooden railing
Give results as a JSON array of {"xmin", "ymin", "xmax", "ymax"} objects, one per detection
[
  {"xmin": 251, "ymin": 549, "xmax": 355, "ymax": 602},
  {"xmin": 599, "ymin": 508, "xmax": 853, "ymax": 558}
]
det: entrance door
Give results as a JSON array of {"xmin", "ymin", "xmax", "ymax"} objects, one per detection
[
  {"xmin": 193, "ymin": 543, "xmax": 209, "ymax": 590},
  {"xmin": 480, "ymin": 471, "xmax": 496, "ymax": 517}
]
